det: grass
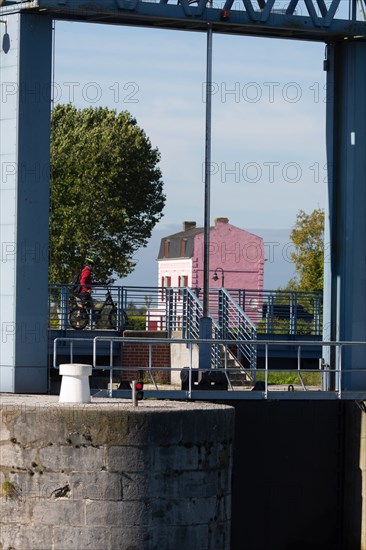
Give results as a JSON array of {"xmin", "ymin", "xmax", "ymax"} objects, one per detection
[{"xmin": 256, "ymin": 370, "xmax": 322, "ymax": 386}]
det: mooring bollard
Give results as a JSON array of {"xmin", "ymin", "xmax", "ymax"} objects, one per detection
[{"xmin": 59, "ymin": 363, "xmax": 92, "ymax": 403}]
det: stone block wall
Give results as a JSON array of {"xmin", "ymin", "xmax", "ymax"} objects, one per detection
[{"xmin": 0, "ymin": 397, "xmax": 234, "ymax": 550}]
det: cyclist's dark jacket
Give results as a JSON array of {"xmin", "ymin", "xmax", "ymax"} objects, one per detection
[{"xmin": 80, "ymin": 266, "xmax": 92, "ymax": 293}]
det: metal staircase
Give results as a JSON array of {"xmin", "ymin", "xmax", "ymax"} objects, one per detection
[
  {"xmin": 181, "ymin": 287, "xmax": 221, "ymax": 369},
  {"xmin": 181, "ymin": 287, "xmax": 257, "ymax": 384},
  {"xmin": 217, "ymin": 288, "xmax": 257, "ymax": 384}
]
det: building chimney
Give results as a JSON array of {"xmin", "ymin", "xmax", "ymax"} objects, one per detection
[
  {"xmin": 214, "ymin": 217, "xmax": 229, "ymax": 226},
  {"xmin": 183, "ymin": 221, "xmax": 196, "ymax": 231}
]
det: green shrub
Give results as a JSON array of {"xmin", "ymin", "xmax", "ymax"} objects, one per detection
[{"xmin": 126, "ymin": 315, "xmax": 146, "ymax": 331}]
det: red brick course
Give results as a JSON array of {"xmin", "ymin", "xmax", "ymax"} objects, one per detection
[{"xmin": 120, "ymin": 331, "xmax": 171, "ymax": 383}]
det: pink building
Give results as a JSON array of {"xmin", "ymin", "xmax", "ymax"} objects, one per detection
[
  {"xmin": 145, "ymin": 217, "xmax": 265, "ymax": 329},
  {"xmin": 157, "ymin": 217, "xmax": 264, "ymax": 292}
]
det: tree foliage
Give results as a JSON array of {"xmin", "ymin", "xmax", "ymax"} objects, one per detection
[
  {"xmin": 287, "ymin": 208, "xmax": 325, "ymax": 291},
  {"xmin": 49, "ymin": 104, "xmax": 165, "ymax": 283}
]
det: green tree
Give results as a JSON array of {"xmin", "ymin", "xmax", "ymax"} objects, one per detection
[
  {"xmin": 287, "ymin": 208, "xmax": 325, "ymax": 291},
  {"xmin": 49, "ymin": 104, "xmax": 165, "ymax": 283}
]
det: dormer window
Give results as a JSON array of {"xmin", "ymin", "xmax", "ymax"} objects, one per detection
[
  {"xmin": 163, "ymin": 239, "xmax": 170, "ymax": 258},
  {"xmin": 180, "ymin": 238, "xmax": 187, "ymax": 257}
]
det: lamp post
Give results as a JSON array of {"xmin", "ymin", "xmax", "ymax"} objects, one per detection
[
  {"xmin": 199, "ymin": 22, "xmax": 213, "ymax": 371},
  {"xmin": 212, "ymin": 267, "xmax": 225, "ymax": 288},
  {"xmin": 203, "ymin": 21, "xmax": 213, "ymax": 319}
]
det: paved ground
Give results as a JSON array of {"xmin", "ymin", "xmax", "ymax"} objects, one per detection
[{"xmin": 0, "ymin": 393, "xmax": 233, "ymax": 410}]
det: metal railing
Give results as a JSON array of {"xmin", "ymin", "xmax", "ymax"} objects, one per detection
[
  {"xmin": 52, "ymin": 335, "xmax": 366, "ymax": 400},
  {"xmin": 218, "ymin": 289, "xmax": 257, "ymax": 369},
  {"xmin": 230, "ymin": 288, "xmax": 323, "ymax": 335},
  {"xmin": 181, "ymin": 287, "xmax": 222, "ymax": 368},
  {"xmin": 49, "ymin": 283, "xmax": 127, "ymax": 331},
  {"xmin": 187, "ymin": 287, "xmax": 323, "ymax": 336},
  {"xmin": 49, "ymin": 284, "xmax": 169, "ymax": 332},
  {"xmin": 49, "ymin": 285, "xmax": 323, "ymax": 336}
]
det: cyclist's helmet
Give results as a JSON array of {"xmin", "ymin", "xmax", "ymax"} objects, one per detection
[{"xmin": 85, "ymin": 257, "xmax": 95, "ymax": 265}]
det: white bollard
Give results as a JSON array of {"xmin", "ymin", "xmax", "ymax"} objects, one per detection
[{"xmin": 59, "ymin": 364, "xmax": 92, "ymax": 403}]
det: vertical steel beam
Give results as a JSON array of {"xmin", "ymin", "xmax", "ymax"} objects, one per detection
[
  {"xmin": 199, "ymin": 23, "xmax": 213, "ymax": 369},
  {"xmin": 325, "ymin": 40, "xmax": 366, "ymax": 391},
  {"xmin": 0, "ymin": 14, "xmax": 52, "ymax": 392}
]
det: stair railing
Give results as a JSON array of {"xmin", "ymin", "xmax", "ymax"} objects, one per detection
[
  {"xmin": 181, "ymin": 287, "xmax": 221, "ymax": 368},
  {"xmin": 218, "ymin": 289, "xmax": 257, "ymax": 370}
]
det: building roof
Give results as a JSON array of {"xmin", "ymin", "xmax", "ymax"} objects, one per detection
[
  {"xmin": 157, "ymin": 222, "xmax": 204, "ymax": 260},
  {"xmin": 158, "ymin": 217, "xmax": 261, "ymax": 261}
]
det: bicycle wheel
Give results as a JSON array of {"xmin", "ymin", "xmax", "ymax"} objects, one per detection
[
  {"xmin": 69, "ymin": 306, "xmax": 89, "ymax": 330},
  {"xmin": 108, "ymin": 308, "xmax": 117, "ymax": 330}
]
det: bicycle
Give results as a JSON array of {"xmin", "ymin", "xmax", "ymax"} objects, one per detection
[{"xmin": 68, "ymin": 283, "xmax": 126, "ymax": 330}]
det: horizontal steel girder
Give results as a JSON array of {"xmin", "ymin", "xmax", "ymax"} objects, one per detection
[{"xmin": 2, "ymin": 0, "xmax": 366, "ymax": 41}]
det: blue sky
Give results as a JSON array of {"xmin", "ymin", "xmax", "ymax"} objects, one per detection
[{"xmin": 53, "ymin": 20, "xmax": 327, "ymax": 287}]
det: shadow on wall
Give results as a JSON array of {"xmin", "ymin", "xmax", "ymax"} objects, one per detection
[
  {"xmin": 341, "ymin": 401, "xmax": 364, "ymax": 549},
  {"xmin": 229, "ymin": 401, "xmax": 364, "ymax": 550}
]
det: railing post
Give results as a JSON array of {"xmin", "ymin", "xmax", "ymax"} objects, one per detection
[
  {"xmin": 251, "ymin": 327, "xmax": 257, "ymax": 371},
  {"xmin": 174, "ymin": 289, "xmax": 178, "ymax": 331},
  {"xmin": 321, "ymin": 356, "xmax": 331, "ymax": 391},
  {"xmin": 109, "ymin": 340, "xmax": 114, "ymax": 396},
  {"xmin": 337, "ymin": 343, "xmax": 343, "ymax": 396},
  {"xmin": 169, "ymin": 288, "xmax": 175, "ymax": 336},
  {"xmin": 60, "ymin": 285, "xmax": 69, "ymax": 330},
  {"xmin": 266, "ymin": 294, "xmax": 274, "ymax": 333},
  {"xmin": 188, "ymin": 341, "xmax": 193, "ymax": 399},
  {"xmin": 53, "ymin": 338, "xmax": 58, "ymax": 369},
  {"xmin": 93, "ymin": 337, "xmax": 97, "ymax": 368},
  {"xmin": 314, "ymin": 293, "xmax": 322, "ymax": 336},
  {"xmin": 182, "ymin": 288, "xmax": 188, "ymax": 339},
  {"xmin": 171, "ymin": 289, "xmax": 176, "ymax": 331},
  {"xmin": 290, "ymin": 292, "xmax": 297, "ymax": 335},
  {"xmin": 118, "ymin": 286, "xmax": 123, "ymax": 331},
  {"xmin": 149, "ymin": 343, "xmax": 157, "ymax": 388},
  {"xmin": 218, "ymin": 289, "xmax": 225, "ymax": 338},
  {"xmin": 240, "ymin": 289, "xmax": 246, "ymax": 312},
  {"xmin": 265, "ymin": 343, "xmax": 269, "ymax": 399},
  {"xmin": 165, "ymin": 288, "xmax": 170, "ymax": 335}
]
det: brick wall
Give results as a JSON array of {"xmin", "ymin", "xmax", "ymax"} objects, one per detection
[{"xmin": 120, "ymin": 331, "xmax": 171, "ymax": 384}]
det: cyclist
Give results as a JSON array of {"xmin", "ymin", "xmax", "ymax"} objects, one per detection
[
  {"xmin": 74, "ymin": 258, "xmax": 101, "ymax": 327},
  {"xmin": 79, "ymin": 257, "xmax": 96, "ymax": 307},
  {"xmin": 75, "ymin": 258, "xmax": 98, "ymax": 328},
  {"xmin": 69, "ymin": 261, "xmax": 126, "ymax": 330}
]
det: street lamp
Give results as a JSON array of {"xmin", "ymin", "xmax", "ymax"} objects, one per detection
[
  {"xmin": 212, "ymin": 267, "xmax": 225, "ymax": 288},
  {"xmin": 202, "ymin": 22, "xmax": 213, "ymax": 319},
  {"xmin": 198, "ymin": 22, "xmax": 213, "ymax": 372}
]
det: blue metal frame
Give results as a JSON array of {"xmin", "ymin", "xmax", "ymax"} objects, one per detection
[
  {"xmin": 2, "ymin": 0, "xmax": 366, "ymax": 40},
  {"xmin": 325, "ymin": 41, "xmax": 366, "ymax": 392},
  {"xmin": 2, "ymin": 1, "xmax": 366, "ymax": 393},
  {"xmin": 0, "ymin": 13, "xmax": 52, "ymax": 393}
]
